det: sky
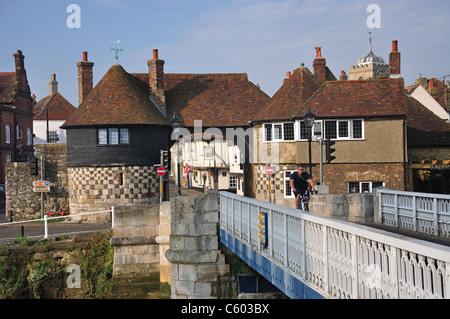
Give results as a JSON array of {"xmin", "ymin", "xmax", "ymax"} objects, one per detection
[{"xmin": 0, "ymin": 0, "xmax": 449, "ymax": 107}]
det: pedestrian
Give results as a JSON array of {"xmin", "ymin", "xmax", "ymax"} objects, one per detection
[{"xmin": 289, "ymin": 165, "xmax": 315, "ymax": 209}]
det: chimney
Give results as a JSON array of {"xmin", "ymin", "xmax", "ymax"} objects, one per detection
[
  {"xmin": 313, "ymin": 47, "xmax": 327, "ymax": 83},
  {"xmin": 389, "ymin": 40, "xmax": 401, "ymax": 78},
  {"xmin": 339, "ymin": 70, "xmax": 348, "ymax": 81},
  {"xmin": 147, "ymin": 49, "xmax": 166, "ymax": 113},
  {"xmin": 283, "ymin": 71, "xmax": 291, "ymax": 84},
  {"xmin": 428, "ymin": 78, "xmax": 438, "ymax": 100},
  {"xmin": 77, "ymin": 51, "xmax": 94, "ymax": 105},
  {"xmin": 49, "ymin": 74, "xmax": 58, "ymax": 95}
]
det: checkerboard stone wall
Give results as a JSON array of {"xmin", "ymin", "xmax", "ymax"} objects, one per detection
[{"xmin": 68, "ymin": 165, "xmax": 160, "ymax": 220}]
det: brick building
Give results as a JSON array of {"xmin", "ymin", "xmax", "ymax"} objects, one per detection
[{"xmin": 0, "ymin": 50, "xmax": 34, "ymax": 183}]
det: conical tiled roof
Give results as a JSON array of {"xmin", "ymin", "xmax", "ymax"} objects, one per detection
[{"xmin": 62, "ymin": 64, "xmax": 168, "ymax": 128}]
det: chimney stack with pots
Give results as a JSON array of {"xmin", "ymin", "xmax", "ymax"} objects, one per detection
[
  {"xmin": 77, "ymin": 51, "xmax": 94, "ymax": 106},
  {"xmin": 313, "ymin": 47, "xmax": 327, "ymax": 83},
  {"xmin": 389, "ymin": 40, "xmax": 401, "ymax": 78},
  {"xmin": 49, "ymin": 74, "xmax": 58, "ymax": 95},
  {"xmin": 148, "ymin": 49, "xmax": 166, "ymax": 114}
]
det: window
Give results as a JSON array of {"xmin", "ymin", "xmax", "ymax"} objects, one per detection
[
  {"xmin": 98, "ymin": 127, "xmax": 129, "ymax": 145},
  {"xmin": 27, "ymin": 128, "xmax": 32, "ymax": 145},
  {"xmin": 5, "ymin": 125, "xmax": 10, "ymax": 144},
  {"xmin": 299, "ymin": 120, "xmax": 323, "ymax": 140},
  {"xmin": 324, "ymin": 119, "xmax": 364, "ymax": 140},
  {"xmin": 6, "ymin": 154, "xmax": 11, "ymax": 163},
  {"xmin": 284, "ymin": 170, "xmax": 295, "ymax": 198},
  {"xmin": 229, "ymin": 175, "xmax": 237, "ymax": 189},
  {"xmin": 348, "ymin": 181, "xmax": 384, "ymax": 193},
  {"xmin": 16, "ymin": 125, "xmax": 22, "ymax": 140},
  {"xmin": 48, "ymin": 131, "xmax": 58, "ymax": 143},
  {"xmin": 264, "ymin": 122, "xmax": 295, "ymax": 141}
]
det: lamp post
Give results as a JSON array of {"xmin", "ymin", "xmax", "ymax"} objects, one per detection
[
  {"xmin": 303, "ymin": 107, "xmax": 316, "ymax": 176},
  {"xmin": 170, "ymin": 112, "xmax": 182, "ymax": 196}
]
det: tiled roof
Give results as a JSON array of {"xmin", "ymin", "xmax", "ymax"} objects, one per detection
[
  {"xmin": 133, "ymin": 72, "xmax": 270, "ymax": 127},
  {"xmin": 0, "ymin": 72, "xmax": 16, "ymax": 103},
  {"xmin": 294, "ymin": 78, "xmax": 408, "ymax": 119},
  {"xmin": 33, "ymin": 92, "xmax": 76, "ymax": 120},
  {"xmin": 406, "ymin": 95, "xmax": 450, "ymax": 146},
  {"xmin": 62, "ymin": 64, "xmax": 168, "ymax": 128},
  {"xmin": 252, "ymin": 67, "xmax": 321, "ymax": 122}
]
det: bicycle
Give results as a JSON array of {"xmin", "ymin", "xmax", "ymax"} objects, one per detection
[{"xmin": 299, "ymin": 190, "xmax": 310, "ymax": 211}]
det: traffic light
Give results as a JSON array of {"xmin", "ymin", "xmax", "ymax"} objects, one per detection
[
  {"xmin": 325, "ymin": 139, "xmax": 336, "ymax": 163},
  {"xmin": 29, "ymin": 156, "xmax": 38, "ymax": 176},
  {"xmin": 161, "ymin": 150, "xmax": 170, "ymax": 171}
]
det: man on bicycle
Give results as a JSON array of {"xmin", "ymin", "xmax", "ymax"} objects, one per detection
[{"xmin": 289, "ymin": 165, "xmax": 315, "ymax": 210}]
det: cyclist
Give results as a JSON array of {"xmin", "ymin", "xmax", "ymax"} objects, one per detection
[{"xmin": 289, "ymin": 165, "xmax": 315, "ymax": 210}]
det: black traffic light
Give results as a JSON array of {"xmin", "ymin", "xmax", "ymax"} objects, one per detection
[
  {"xmin": 29, "ymin": 156, "xmax": 38, "ymax": 176},
  {"xmin": 325, "ymin": 139, "xmax": 336, "ymax": 163},
  {"xmin": 161, "ymin": 150, "xmax": 170, "ymax": 171}
]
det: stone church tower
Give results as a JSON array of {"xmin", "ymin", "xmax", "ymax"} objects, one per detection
[{"xmin": 349, "ymin": 34, "xmax": 389, "ymax": 80}]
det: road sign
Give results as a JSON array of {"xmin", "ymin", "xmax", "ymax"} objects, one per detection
[
  {"xmin": 157, "ymin": 166, "xmax": 166, "ymax": 176},
  {"xmin": 33, "ymin": 186, "xmax": 50, "ymax": 192},
  {"xmin": 264, "ymin": 166, "xmax": 274, "ymax": 175},
  {"xmin": 33, "ymin": 181, "xmax": 50, "ymax": 187}
]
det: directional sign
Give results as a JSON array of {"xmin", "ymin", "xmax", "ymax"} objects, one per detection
[
  {"xmin": 33, "ymin": 186, "xmax": 50, "ymax": 192},
  {"xmin": 157, "ymin": 166, "xmax": 166, "ymax": 176},
  {"xmin": 264, "ymin": 166, "xmax": 274, "ymax": 175},
  {"xmin": 33, "ymin": 181, "xmax": 50, "ymax": 187}
]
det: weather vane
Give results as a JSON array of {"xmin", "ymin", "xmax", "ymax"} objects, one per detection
[{"xmin": 111, "ymin": 40, "xmax": 123, "ymax": 64}]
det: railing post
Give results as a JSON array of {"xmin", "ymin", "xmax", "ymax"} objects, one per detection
[
  {"xmin": 322, "ymin": 225, "xmax": 329, "ymax": 294},
  {"xmin": 394, "ymin": 194, "xmax": 399, "ymax": 227},
  {"xmin": 284, "ymin": 214, "xmax": 288, "ymax": 267},
  {"xmin": 433, "ymin": 198, "xmax": 438, "ymax": 236},
  {"xmin": 351, "ymin": 233, "xmax": 359, "ymax": 298},
  {"xmin": 44, "ymin": 215, "xmax": 48, "ymax": 239},
  {"xmin": 412, "ymin": 195, "xmax": 417, "ymax": 232}
]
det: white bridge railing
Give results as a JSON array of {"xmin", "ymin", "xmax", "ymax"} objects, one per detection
[
  {"xmin": 219, "ymin": 191, "xmax": 450, "ymax": 299},
  {"xmin": 378, "ymin": 189, "xmax": 450, "ymax": 238}
]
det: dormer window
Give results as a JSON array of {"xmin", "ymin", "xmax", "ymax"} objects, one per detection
[{"xmin": 98, "ymin": 127, "xmax": 129, "ymax": 145}]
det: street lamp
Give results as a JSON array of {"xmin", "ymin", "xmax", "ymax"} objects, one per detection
[
  {"xmin": 170, "ymin": 112, "xmax": 182, "ymax": 196},
  {"xmin": 303, "ymin": 107, "xmax": 316, "ymax": 176}
]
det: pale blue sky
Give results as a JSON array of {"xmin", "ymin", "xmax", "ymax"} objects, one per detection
[{"xmin": 1, "ymin": 0, "xmax": 449, "ymax": 107}]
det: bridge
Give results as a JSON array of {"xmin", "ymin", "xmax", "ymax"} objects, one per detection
[{"xmin": 219, "ymin": 190, "xmax": 450, "ymax": 299}]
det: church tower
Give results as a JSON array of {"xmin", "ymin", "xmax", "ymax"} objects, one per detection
[{"xmin": 349, "ymin": 34, "xmax": 389, "ymax": 80}]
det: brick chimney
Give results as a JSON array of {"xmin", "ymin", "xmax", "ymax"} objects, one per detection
[
  {"xmin": 77, "ymin": 51, "xmax": 94, "ymax": 105},
  {"xmin": 49, "ymin": 74, "xmax": 58, "ymax": 95},
  {"xmin": 147, "ymin": 49, "xmax": 166, "ymax": 114},
  {"xmin": 389, "ymin": 40, "xmax": 401, "ymax": 78},
  {"xmin": 339, "ymin": 70, "xmax": 348, "ymax": 81},
  {"xmin": 14, "ymin": 50, "xmax": 25, "ymax": 73},
  {"xmin": 313, "ymin": 47, "xmax": 327, "ymax": 83}
]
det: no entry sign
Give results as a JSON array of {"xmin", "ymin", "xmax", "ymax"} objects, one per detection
[
  {"xmin": 264, "ymin": 166, "xmax": 274, "ymax": 175},
  {"xmin": 157, "ymin": 167, "xmax": 166, "ymax": 176}
]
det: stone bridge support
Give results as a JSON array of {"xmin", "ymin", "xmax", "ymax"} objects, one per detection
[{"xmin": 166, "ymin": 191, "xmax": 237, "ymax": 299}]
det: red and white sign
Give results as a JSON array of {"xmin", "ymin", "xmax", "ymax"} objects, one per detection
[
  {"xmin": 157, "ymin": 167, "xmax": 166, "ymax": 176},
  {"xmin": 264, "ymin": 166, "xmax": 274, "ymax": 175}
]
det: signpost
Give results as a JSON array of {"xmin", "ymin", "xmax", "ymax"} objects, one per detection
[
  {"xmin": 264, "ymin": 166, "xmax": 274, "ymax": 203},
  {"xmin": 157, "ymin": 166, "xmax": 166, "ymax": 203}
]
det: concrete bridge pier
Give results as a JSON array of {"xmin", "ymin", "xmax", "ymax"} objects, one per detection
[{"xmin": 165, "ymin": 191, "xmax": 237, "ymax": 299}]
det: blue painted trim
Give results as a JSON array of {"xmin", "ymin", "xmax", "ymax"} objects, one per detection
[{"xmin": 221, "ymin": 229, "xmax": 326, "ymax": 299}]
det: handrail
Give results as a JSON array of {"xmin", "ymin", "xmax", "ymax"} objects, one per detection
[
  {"xmin": 0, "ymin": 207, "xmax": 114, "ymax": 240},
  {"xmin": 219, "ymin": 191, "xmax": 450, "ymax": 299}
]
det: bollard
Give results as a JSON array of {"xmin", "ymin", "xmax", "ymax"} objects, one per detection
[
  {"xmin": 21, "ymin": 226, "xmax": 24, "ymax": 237},
  {"xmin": 7, "ymin": 210, "xmax": 12, "ymax": 223}
]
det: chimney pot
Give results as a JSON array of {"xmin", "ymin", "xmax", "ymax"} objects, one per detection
[
  {"xmin": 153, "ymin": 49, "xmax": 159, "ymax": 60},
  {"xmin": 392, "ymin": 40, "xmax": 398, "ymax": 52},
  {"xmin": 315, "ymin": 47, "xmax": 322, "ymax": 58},
  {"xmin": 286, "ymin": 71, "xmax": 291, "ymax": 78},
  {"xmin": 82, "ymin": 51, "xmax": 88, "ymax": 61},
  {"xmin": 429, "ymin": 78, "xmax": 435, "ymax": 88}
]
